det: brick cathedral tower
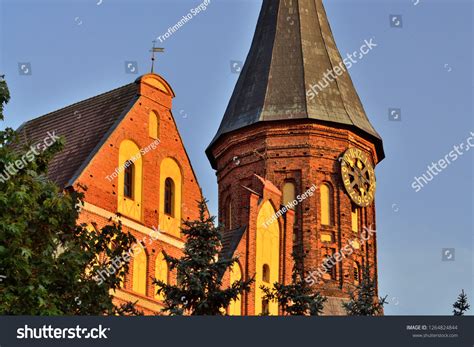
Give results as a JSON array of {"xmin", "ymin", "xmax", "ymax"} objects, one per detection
[{"xmin": 207, "ymin": 0, "xmax": 385, "ymax": 315}]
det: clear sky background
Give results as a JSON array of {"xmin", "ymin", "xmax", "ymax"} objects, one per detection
[{"xmin": 1, "ymin": 0, "xmax": 472, "ymax": 315}]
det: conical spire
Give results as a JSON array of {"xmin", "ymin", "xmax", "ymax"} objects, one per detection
[{"xmin": 208, "ymin": 0, "xmax": 384, "ymax": 164}]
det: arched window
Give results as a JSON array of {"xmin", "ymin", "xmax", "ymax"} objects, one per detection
[
  {"xmin": 354, "ymin": 262, "xmax": 361, "ymax": 285},
  {"xmin": 159, "ymin": 158, "xmax": 182, "ymax": 237},
  {"xmin": 256, "ymin": 201, "xmax": 280, "ymax": 315},
  {"xmin": 149, "ymin": 111, "xmax": 159, "ymax": 139},
  {"xmin": 262, "ymin": 264, "xmax": 270, "ymax": 283},
  {"xmin": 124, "ymin": 160, "xmax": 134, "ymax": 199},
  {"xmin": 132, "ymin": 246, "xmax": 147, "ymax": 296},
  {"xmin": 164, "ymin": 178, "xmax": 175, "ymax": 216},
  {"xmin": 229, "ymin": 263, "xmax": 242, "ymax": 315},
  {"xmin": 320, "ymin": 183, "xmax": 332, "ymax": 226},
  {"xmin": 155, "ymin": 252, "xmax": 168, "ymax": 301},
  {"xmin": 282, "ymin": 182, "xmax": 296, "ymax": 209},
  {"xmin": 118, "ymin": 140, "xmax": 143, "ymax": 221},
  {"xmin": 351, "ymin": 204, "xmax": 359, "ymax": 233}
]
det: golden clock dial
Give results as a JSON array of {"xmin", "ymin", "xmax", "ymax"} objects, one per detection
[{"xmin": 340, "ymin": 148, "xmax": 376, "ymax": 207}]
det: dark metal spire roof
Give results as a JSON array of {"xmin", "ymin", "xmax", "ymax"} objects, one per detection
[{"xmin": 207, "ymin": 0, "xmax": 384, "ymax": 165}]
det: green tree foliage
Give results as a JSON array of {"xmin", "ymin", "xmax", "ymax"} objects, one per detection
[
  {"xmin": 154, "ymin": 199, "xmax": 253, "ymax": 315},
  {"xmin": 342, "ymin": 263, "xmax": 387, "ymax": 316},
  {"xmin": 261, "ymin": 252, "xmax": 326, "ymax": 316},
  {"xmin": 0, "ymin": 75, "xmax": 10, "ymax": 121},
  {"xmin": 0, "ymin": 76, "xmax": 140, "ymax": 315},
  {"xmin": 452, "ymin": 289, "xmax": 470, "ymax": 316}
]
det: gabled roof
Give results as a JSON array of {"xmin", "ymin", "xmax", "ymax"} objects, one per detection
[
  {"xmin": 16, "ymin": 83, "xmax": 139, "ymax": 188},
  {"xmin": 207, "ymin": 0, "xmax": 384, "ymax": 165}
]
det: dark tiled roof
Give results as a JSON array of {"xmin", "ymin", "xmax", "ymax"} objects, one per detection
[
  {"xmin": 207, "ymin": 0, "xmax": 384, "ymax": 165},
  {"xmin": 16, "ymin": 83, "xmax": 139, "ymax": 188},
  {"xmin": 220, "ymin": 226, "xmax": 246, "ymax": 261}
]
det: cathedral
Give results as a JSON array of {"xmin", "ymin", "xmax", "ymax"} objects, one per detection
[{"xmin": 18, "ymin": 0, "xmax": 384, "ymax": 315}]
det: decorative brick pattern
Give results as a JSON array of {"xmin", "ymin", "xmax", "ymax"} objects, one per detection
[{"xmin": 209, "ymin": 121, "xmax": 381, "ymax": 315}]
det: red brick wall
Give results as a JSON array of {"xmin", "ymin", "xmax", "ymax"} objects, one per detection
[
  {"xmin": 210, "ymin": 121, "xmax": 381, "ymax": 305},
  {"xmin": 74, "ymin": 75, "xmax": 204, "ymax": 314}
]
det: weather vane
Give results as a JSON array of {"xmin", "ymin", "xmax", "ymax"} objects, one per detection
[{"xmin": 150, "ymin": 40, "xmax": 165, "ymax": 74}]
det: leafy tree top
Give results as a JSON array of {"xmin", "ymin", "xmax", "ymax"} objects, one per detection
[
  {"xmin": 0, "ymin": 76, "xmax": 10, "ymax": 121},
  {"xmin": 0, "ymin": 76, "xmax": 140, "ymax": 315}
]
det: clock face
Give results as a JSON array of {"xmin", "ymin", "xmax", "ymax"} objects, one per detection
[{"xmin": 340, "ymin": 148, "xmax": 376, "ymax": 207}]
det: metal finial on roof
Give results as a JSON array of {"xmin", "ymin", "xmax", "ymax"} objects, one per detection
[{"xmin": 150, "ymin": 40, "xmax": 165, "ymax": 74}]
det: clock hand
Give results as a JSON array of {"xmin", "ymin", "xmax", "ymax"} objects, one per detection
[
  {"xmin": 342, "ymin": 157, "xmax": 353, "ymax": 168},
  {"xmin": 359, "ymin": 173, "xmax": 370, "ymax": 185},
  {"xmin": 349, "ymin": 161, "xmax": 370, "ymax": 185},
  {"xmin": 342, "ymin": 158, "xmax": 359, "ymax": 178}
]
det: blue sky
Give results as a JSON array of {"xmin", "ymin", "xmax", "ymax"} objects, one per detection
[{"xmin": 1, "ymin": 0, "xmax": 472, "ymax": 315}]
